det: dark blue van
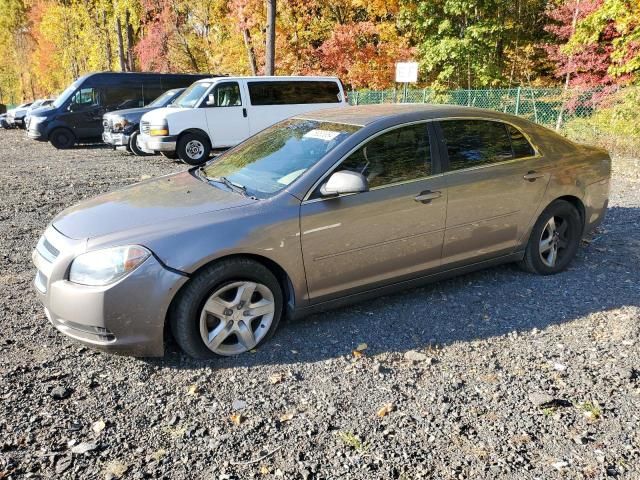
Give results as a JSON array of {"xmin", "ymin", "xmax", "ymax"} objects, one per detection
[{"xmin": 27, "ymin": 72, "xmax": 211, "ymax": 149}]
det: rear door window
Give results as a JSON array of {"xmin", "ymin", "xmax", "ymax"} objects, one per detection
[
  {"xmin": 337, "ymin": 123, "xmax": 431, "ymax": 189},
  {"xmin": 508, "ymin": 125, "xmax": 536, "ymax": 158},
  {"xmin": 248, "ymin": 81, "xmax": 341, "ymax": 105},
  {"xmin": 440, "ymin": 120, "xmax": 513, "ymax": 171}
]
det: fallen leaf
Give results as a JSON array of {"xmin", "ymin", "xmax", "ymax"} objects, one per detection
[
  {"xmin": 187, "ymin": 384, "xmax": 199, "ymax": 396},
  {"xmin": 230, "ymin": 413, "xmax": 244, "ymax": 426},
  {"xmin": 91, "ymin": 420, "xmax": 106, "ymax": 434},
  {"xmin": 352, "ymin": 350, "xmax": 364, "ymax": 359},
  {"xmin": 268, "ymin": 373, "xmax": 284, "ymax": 384},
  {"xmin": 376, "ymin": 402, "xmax": 395, "ymax": 417},
  {"xmin": 279, "ymin": 412, "xmax": 295, "ymax": 422},
  {"xmin": 356, "ymin": 343, "xmax": 368, "ymax": 351},
  {"xmin": 260, "ymin": 465, "xmax": 270, "ymax": 475}
]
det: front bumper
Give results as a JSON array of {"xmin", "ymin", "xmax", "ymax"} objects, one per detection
[
  {"xmin": 138, "ymin": 133, "xmax": 177, "ymax": 153},
  {"xmin": 27, "ymin": 121, "xmax": 48, "ymax": 140},
  {"xmin": 102, "ymin": 131, "xmax": 130, "ymax": 148},
  {"xmin": 32, "ymin": 226, "xmax": 188, "ymax": 357}
]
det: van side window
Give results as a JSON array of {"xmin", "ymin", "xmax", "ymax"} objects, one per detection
[
  {"xmin": 508, "ymin": 125, "xmax": 536, "ymax": 158},
  {"xmin": 212, "ymin": 82, "xmax": 242, "ymax": 107},
  {"xmin": 70, "ymin": 88, "xmax": 99, "ymax": 109},
  {"xmin": 440, "ymin": 120, "xmax": 513, "ymax": 171},
  {"xmin": 336, "ymin": 123, "xmax": 431, "ymax": 189},
  {"xmin": 248, "ymin": 81, "xmax": 341, "ymax": 105},
  {"xmin": 103, "ymin": 84, "xmax": 143, "ymax": 110}
]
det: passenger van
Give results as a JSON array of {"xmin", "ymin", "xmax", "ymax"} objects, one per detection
[
  {"xmin": 27, "ymin": 72, "xmax": 211, "ymax": 149},
  {"xmin": 137, "ymin": 76, "xmax": 348, "ymax": 164}
]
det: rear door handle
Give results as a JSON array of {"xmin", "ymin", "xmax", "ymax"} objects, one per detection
[
  {"xmin": 523, "ymin": 171, "xmax": 545, "ymax": 181},
  {"xmin": 242, "ymin": 107, "xmax": 247, "ymax": 118},
  {"xmin": 414, "ymin": 190, "xmax": 441, "ymax": 203}
]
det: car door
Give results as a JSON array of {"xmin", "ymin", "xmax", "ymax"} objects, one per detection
[
  {"xmin": 437, "ymin": 119, "xmax": 551, "ymax": 266},
  {"xmin": 203, "ymin": 81, "xmax": 250, "ymax": 147},
  {"xmin": 62, "ymin": 86, "xmax": 105, "ymax": 139},
  {"xmin": 300, "ymin": 122, "xmax": 447, "ymax": 301}
]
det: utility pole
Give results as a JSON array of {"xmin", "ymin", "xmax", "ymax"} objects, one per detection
[{"xmin": 265, "ymin": 0, "xmax": 276, "ymax": 75}]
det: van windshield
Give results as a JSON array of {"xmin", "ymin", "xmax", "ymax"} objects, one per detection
[
  {"xmin": 52, "ymin": 80, "xmax": 81, "ymax": 108},
  {"xmin": 172, "ymin": 82, "xmax": 212, "ymax": 108},
  {"xmin": 201, "ymin": 119, "xmax": 360, "ymax": 199}
]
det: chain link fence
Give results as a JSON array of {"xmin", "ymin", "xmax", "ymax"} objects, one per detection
[{"xmin": 349, "ymin": 87, "xmax": 609, "ymax": 130}]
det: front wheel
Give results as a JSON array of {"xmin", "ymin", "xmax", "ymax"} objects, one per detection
[
  {"xmin": 129, "ymin": 131, "xmax": 151, "ymax": 156},
  {"xmin": 177, "ymin": 132, "xmax": 211, "ymax": 165},
  {"xmin": 520, "ymin": 200, "xmax": 582, "ymax": 274},
  {"xmin": 49, "ymin": 128, "xmax": 76, "ymax": 149},
  {"xmin": 170, "ymin": 259, "xmax": 283, "ymax": 359}
]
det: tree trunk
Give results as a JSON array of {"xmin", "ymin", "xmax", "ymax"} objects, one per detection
[
  {"xmin": 243, "ymin": 29, "xmax": 258, "ymax": 76},
  {"xmin": 555, "ymin": 0, "xmax": 581, "ymax": 131},
  {"xmin": 125, "ymin": 10, "xmax": 134, "ymax": 71},
  {"xmin": 116, "ymin": 16, "xmax": 126, "ymax": 72},
  {"xmin": 265, "ymin": 0, "xmax": 276, "ymax": 75},
  {"xmin": 103, "ymin": 10, "xmax": 111, "ymax": 70}
]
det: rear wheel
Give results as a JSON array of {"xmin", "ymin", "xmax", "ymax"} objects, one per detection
[
  {"xmin": 177, "ymin": 132, "xmax": 211, "ymax": 165},
  {"xmin": 520, "ymin": 200, "xmax": 582, "ymax": 274},
  {"xmin": 49, "ymin": 128, "xmax": 75, "ymax": 149},
  {"xmin": 129, "ymin": 131, "xmax": 151, "ymax": 156},
  {"xmin": 170, "ymin": 259, "xmax": 283, "ymax": 359}
]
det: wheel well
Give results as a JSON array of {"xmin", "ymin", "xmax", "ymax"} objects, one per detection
[
  {"xmin": 164, "ymin": 254, "xmax": 295, "ymax": 341},
  {"xmin": 178, "ymin": 128, "xmax": 211, "ymax": 147},
  {"xmin": 556, "ymin": 195, "xmax": 586, "ymax": 232}
]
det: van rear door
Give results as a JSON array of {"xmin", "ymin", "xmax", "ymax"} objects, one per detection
[
  {"xmin": 245, "ymin": 79, "xmax": 345, "ymax": 134},
  {"xmin": 202, "ymin": 81, "xmax": 250, "ymax": 148}
]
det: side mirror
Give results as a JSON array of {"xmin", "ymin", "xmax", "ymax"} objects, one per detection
[
  {"xmin": 206, "ymin": 94, "xmax": 215, "ymax": 106},
  {"xmin": 319, "ymin": 170, "xmax": 368, "ymax": 197}
]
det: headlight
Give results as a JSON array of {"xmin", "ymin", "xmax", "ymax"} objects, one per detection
[
  {"xmin": 149, "ymin": 121, "xmax": 169, "ymax": 136},
  {"xmin": 111, "ymin": 117, "xmax": 130, "ymax": 133},
  {"xmin": 69, "ymin": 245, "xmax": 151, "ymax": 286}
]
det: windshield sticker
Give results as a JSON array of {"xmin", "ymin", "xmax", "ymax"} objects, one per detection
[{"xmin": 303, "ymin": 129, "xmax": 341, "ymax": 141}]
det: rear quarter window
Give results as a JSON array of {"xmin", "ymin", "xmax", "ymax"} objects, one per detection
[
  {"xmin": 248, "ymin": 81, "xmax": 341, "ymax": 106},
  {"xmin": 508, "ymin": 125, "xmax": 536, "ymax": 158}
]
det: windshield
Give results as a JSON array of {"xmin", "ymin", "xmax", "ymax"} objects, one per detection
[
  {"xmin": 202, "ymin": 119, "xmax": 360, "ymax": 198},
  {"xmin": 149, "ymin": 89, "xmax": 181, "ymax": 108},
  {"xmin": 172, "ymin": 82, "xmax": 212, "ymax": 108},
  {"xmin": 52, "ymin": 80, "xmax": 81, "ymax": 108}
]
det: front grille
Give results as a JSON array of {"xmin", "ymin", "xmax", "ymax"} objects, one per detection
[
  {"xmin": 140, "ymin": 121, "xmax": 150, "ymax": 134},
  {"xmin": 36, "ymin": 235, "xmax": 60, "ymax": 263},
  {"xmin": 103, "ymin": 118, "xmax": 112, "ymax": 132}
]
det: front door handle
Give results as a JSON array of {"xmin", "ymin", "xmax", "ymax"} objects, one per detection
[
  {"xmin": 242, "ymin": 107, "xmax": 247, "ymax": 118},
  {"xmin": 523, "ymin": 171, "xmax": 545, "ymax": 181},
  {"xmin": 414, "ymin": 190, "xmax": 441, "ymax": 203}
]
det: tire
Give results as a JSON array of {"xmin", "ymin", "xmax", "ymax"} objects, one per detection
[
  {"xmin": 177, "ymin": 132, "xmax": 211, "ymax": 165},
  {"xmin": 160, "ymin": 151, "xmax": 178, "ymax": 160},
  {"xmin": 129, "ymin": 131, "xmax": 151, "ymax": 156},
  {"xmin": 170, "ymin": 258, "xmax": 283, "ymax": 359},
  {"xmin": 49, "ymin": 128, "xmax": 75, "ymax": 149},
  {"xmin": 520, "ymin": 200, "xmax": 582, "ymax": 275}
]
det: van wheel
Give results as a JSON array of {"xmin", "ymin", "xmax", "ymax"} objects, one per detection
[
  {"xmin": 177, "ymin": 133, "xmax": 211, "ymax": 165},
  {"xmin": 170, "ymin": 258, "xmax": 283, "ymax": 359},
  {"xmin": 129, "ymin": 131, "xmax": 151, "ymax": 156},
  {"xmin": 520, "ymin": 200, "xmax": 582, "ymax": 275},
  {"xmin": 49, "ymin": 128, "xmax": 75, "ymax": 149}
]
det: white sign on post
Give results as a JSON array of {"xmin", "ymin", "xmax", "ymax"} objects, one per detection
[{"xmin": 395, "ymin": 62, "xmax": 419, "ymax": 83}]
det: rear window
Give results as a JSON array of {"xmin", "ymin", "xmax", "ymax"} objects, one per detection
[{"xmin": 248, "ymin": 81, "xmax": 341, "ymax": 106}]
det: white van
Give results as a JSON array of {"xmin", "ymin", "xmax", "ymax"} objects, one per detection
[{"xmin": 137, "ymin": 76, "xmax": 349, "ymax": 164}]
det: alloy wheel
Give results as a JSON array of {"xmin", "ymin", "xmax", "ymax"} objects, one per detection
[
  {"xmin": 199, "ymin": 281, "xmax": 275, "ymax": 355},
  {"xmin": 539, "ymin": 215, "xmax": 570, "ymax": 268}
]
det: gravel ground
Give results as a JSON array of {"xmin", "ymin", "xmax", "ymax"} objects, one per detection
[{"xmin": 0, "ymin": 129, "xmax": 639, "ymax": 480}]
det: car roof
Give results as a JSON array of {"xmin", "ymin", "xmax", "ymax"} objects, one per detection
[{"xmin": 295, "ymin": 104, "xmax": 527, "ymax": 127}]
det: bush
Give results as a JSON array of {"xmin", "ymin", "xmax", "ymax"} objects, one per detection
[{"xmin": 562, "ymin": 87, "xmax": 640, "ymax": 157}]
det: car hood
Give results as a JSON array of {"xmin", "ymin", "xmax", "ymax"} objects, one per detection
[
  {"xmin": 105, "ymin": 106, "xmax": 156, "ymax": 120},
  {"xmin": 53, "ymin": 170, "xmax": 255, "ymax": 240},
  {"xmin": 141, "ymin": 106, "xmax": 190, "ymax": 123}
]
